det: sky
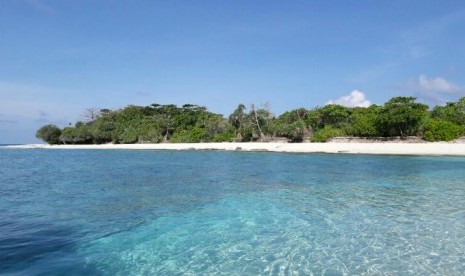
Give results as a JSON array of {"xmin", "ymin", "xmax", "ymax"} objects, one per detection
[{"xmin": 1, "ymin": 0, "xmax": 465, "ymax": 143}]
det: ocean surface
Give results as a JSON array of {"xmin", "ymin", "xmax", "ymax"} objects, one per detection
[{"xmin": 1, "ymin": 148, "xmax": 465, "ymax": 275}]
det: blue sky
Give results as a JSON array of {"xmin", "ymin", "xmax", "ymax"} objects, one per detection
[{"xmin": 1, "ymin": 0, "xmax": 465, "ymax": 143}]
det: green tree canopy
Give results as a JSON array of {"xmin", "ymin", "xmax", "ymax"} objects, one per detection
[
  {"xmin": 377, "ymin": 97, "xmax": 428, "ymax": 137},
  {"xmin": 308, "ymin": 104, "xmax": 352, "ymax": 130},
  {"xmin": 422, "ymin": 118, "xmax": 465, "ymax": 142},
  {"xmin": 229, "ymin": 104, "xmax": 247, "ymax": 140},
  {"xmin": 36, "ymin": 124, "xmax": 62, "ymax": 144},
  {"xmin": 431, "ymin": 97, "xmax": 465, "ymax": 126},
  {"xmin": 346, "ymin": 105, "xmax": 381, "ymax": 137},
  {"xmin": 36, "ymin": 97, "xmax": 465, "ymax": 144}
]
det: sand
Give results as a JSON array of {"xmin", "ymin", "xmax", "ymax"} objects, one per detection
[{"xmin": 5, "ymin": 142, "xmax": 465, "ymax": 156}]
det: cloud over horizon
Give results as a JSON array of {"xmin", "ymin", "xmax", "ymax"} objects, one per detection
[
  {"xmin": 326, "ymin": 90, "xmax": 372, "ymax": 107},
  {"xmin": 399, "ymin": 74, "xmax": 464, "ymax": 104},
  {"xmin": 417, "ymin": 75, "xmax": 460, "ymax": 93}
]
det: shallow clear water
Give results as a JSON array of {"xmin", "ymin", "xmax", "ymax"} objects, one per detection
[{"xmin": 1, "ymin": 148, "xmax": 465, "ymax": 275}]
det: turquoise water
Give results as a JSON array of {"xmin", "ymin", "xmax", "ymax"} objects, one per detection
[{"xmin": 1, "ymin": 149, "xmax": 465, "ymax": 275}]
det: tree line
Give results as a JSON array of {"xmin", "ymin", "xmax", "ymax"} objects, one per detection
[{"xmin": 36, "ymin": 96, "xmax": 465, "ymax": 144}]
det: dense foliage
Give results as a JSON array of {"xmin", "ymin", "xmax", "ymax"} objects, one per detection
[
  {"xmin": 36, "ymin": 124, "xmax": 62, "ymax": 144},
  {"xmin": 36, "ymin": 97, "xmax": 465, "ymax": 144}
]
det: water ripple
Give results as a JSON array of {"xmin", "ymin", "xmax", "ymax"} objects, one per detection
[{"xmin": 1, "ymin": 149, "xmax": 465, "ymax": 274}]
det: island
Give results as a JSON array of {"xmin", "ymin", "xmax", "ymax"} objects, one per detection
[{"xmin": 22, "ymin": 96, "xmax": 465, "ymax": 156}]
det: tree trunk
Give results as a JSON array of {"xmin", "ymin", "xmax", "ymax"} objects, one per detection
[{"xmin": 252, "ymin": 105, "xmax": 264, "ymax": 138}]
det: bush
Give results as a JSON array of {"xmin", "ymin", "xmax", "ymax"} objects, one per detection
[
  {"xmin": 117, "ymin": 126, "xmax": 140, "ymax": 144},
  {"xmin": 170, "ymin": 127, "xmax": 207, "ymax": 143},
  {"xmin": 90, "ymin": 119, "xmax": 115, "ymax": 144},
  {"xmin": 422, "ymin": 119, "xmax": 464, "ymax": 142},
  {"xmin": 36, "ymin": 124, "xmax": 62, "ymax": 144},
  {"xmin": 60, "ymin": 125, "xmax": 93, "ymax": 144},
  {"xmin": 273, "ymin": 120, "xmax": 307, "ymax": 142},
  {"xmin": 139, "ymin": 129, "xmax": 163, "ymax": 143},
  {"xmin": 311, "ymin": 125, "xmax": 346, "ymax": 142},
  {"xmin": 212, "ymin": 130, "xmax": 235, "ymax": 142}
]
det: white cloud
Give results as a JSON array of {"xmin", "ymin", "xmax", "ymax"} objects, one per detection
[
  {"xmin": 417, "ymin": 75, "xmax": 460, "ymax": 93},
  {"xmin": 397, "ymin": 75, "xmax": 465, "ymax": 105},
  {"xmin": 326, "ymin": 90, "xmax": 371, "ymax": 108}
]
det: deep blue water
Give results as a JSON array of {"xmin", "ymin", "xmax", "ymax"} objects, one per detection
[{"xmin": 1, "ymin": 148, "xmax": 465, "ymax": 275}]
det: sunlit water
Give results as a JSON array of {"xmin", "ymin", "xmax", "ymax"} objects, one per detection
[{"xmin": 1, "ymin": 148, "xmax": 464, "ymax": 275}]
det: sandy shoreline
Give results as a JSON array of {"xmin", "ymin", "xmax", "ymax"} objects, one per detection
[{"xmin": 5, "ymin": 142, "xmax": 465, "ymax": 156}]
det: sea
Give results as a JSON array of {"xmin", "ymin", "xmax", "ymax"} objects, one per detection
[{"xmin": 1, "ymin": 148, "xmax": 464, "ymax": 275}]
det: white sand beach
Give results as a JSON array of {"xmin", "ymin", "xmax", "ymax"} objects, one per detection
[{"xmin": 6, "ymin": 142, "xmax": 465, "ymax": 156}]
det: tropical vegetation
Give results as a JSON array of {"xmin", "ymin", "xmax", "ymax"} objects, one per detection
[{"xmin": 36, "ymin": 96, "xmax": 465, "ymax": 144}]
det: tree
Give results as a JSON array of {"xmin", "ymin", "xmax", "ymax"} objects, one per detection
[
  {"xmin": 275, "ymin": 120, "xmax": 307, "ymax": 142},
  {"xmin": 422, "ymin": 119, "xmax": 464, "ymax": 142},
  {"xmin": 100, "ymin": 108, "xmax": 112, "ymax": 114},
  {"xmin": 202, "ymin": 113, "xmax": 229, "ymax": 140},
  {"xmin": 377, "ymin": 97, "xmax": 428, "ymax": 137},
  {"xmin": 249, "ymin": 103, "xmax": 273, "ymax": 140},
  {"xmin": 37, "ymin": 96, "xmax": 465, "ymax": 145},
  {"xmin": 307, "ymin": 105, "xmax": 352, "ymax": 131},
  {"xmin": 176, "ymin": 104, "xmax": 207, "ymax": 130},
  {"xmin": 109, "ymin": 105, "xmax": 152, "ymax": 143},
  {"xmin": 152, "ymin": 105, "xmax": 179, "ymax": 141},
  {"xmin": 346, "ymin": 105, "xmax": 381, "ymax": 137},
  {"xmin": 431, "ymin": 97, "xmax": 465, "ymax": 126},
  {"xmin": 36, "ymin": 124, "xmax": 62, "ymax": 144},
  {"xmin": 60, "ymin": 125, "xmax": 93, "ymax": 144},
  {"xmin": 274, "ymin": 108, "xmax": 312, "ymax": 142},
  {"xmin": 229, "ymin": 104, "xmax": 247, "ymax": 139},
  {"xmin": 80, "ymin": 108, "xmax": 101, "ymax": 122},
  {"xmin": 154, "ymin": 114, "xmax": 175, "ymax": 141},
  {"xmin": 90, "ymin": 113, "xmax": 116, "ymax": 144}
]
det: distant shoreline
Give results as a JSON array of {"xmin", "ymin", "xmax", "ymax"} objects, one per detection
[{"xmin": 5, "ymin": 142, "xmax": 465, "ymax": 156}]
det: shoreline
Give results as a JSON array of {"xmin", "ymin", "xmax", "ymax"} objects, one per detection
[{"xmin": 5, "ymin": 142, "xmax": 465, "ymax": 156}]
